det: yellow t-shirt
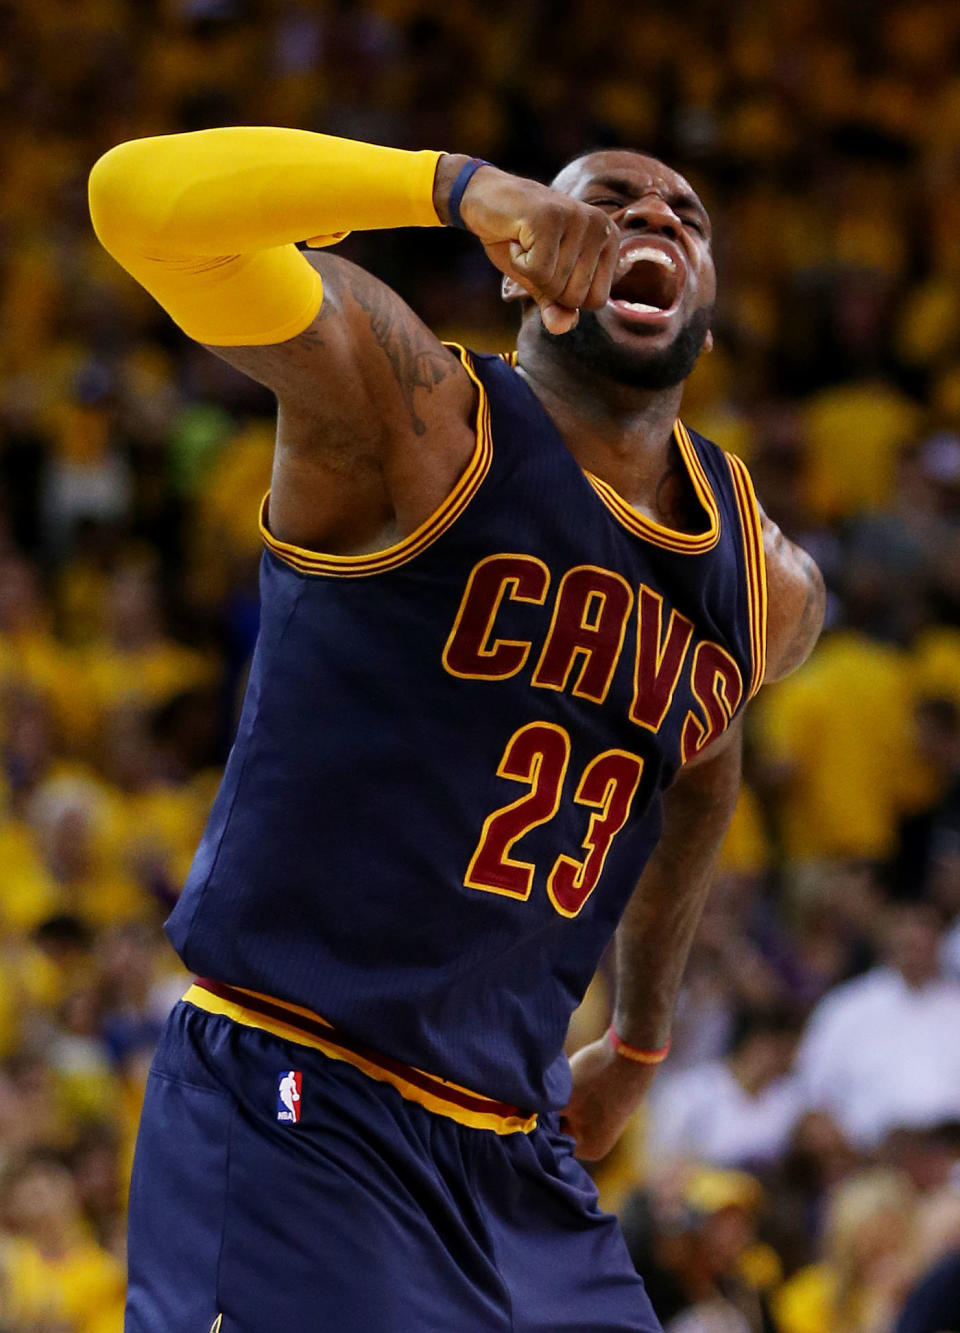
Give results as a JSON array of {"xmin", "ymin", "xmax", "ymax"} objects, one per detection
[
  {"xmin": 1, "ymin": 1235, "xmax": 57, "ymax": 1325},
  {"xmin": 717, "ymin": 782, "xmax": 772, "ymax": 874},
  {"xmin": 0, "ymin": 629, "xmax": 93, "ymax": 749},
  {"xmin": 0, "ymin": 816, "xmax": 62, "ymax": 933},
  {"xmin": 81, "ymin": 637, "xmax": 217, "ymax": 720},
  {"xmin": 802, "ymin": 382, "xmax": 921, "ymax": 521},
  {"xmin": 755, "ymin": 632, "xmax": 929, "ymax": 860},
  {"xmin": 910, "ymin": 625, "xmax": 960, "ymax": 714},
  {"xmin": 1, "ymin": 1232, "xmax": 125, "ymax": 1333},
  {"xmin": 0, "ymin": 949, "xmax": 22, "ymax": 1059},
  {"xmin": 773, "ymin": 1262, "xmax": 836, "ymax": 1333},
  {"xmin": 16, "ymin": 772, "xmax": 150, "ymax": 928},
  {"xmin": 773, "ymin": 1261, "xmax": 873, "ymax": 1333},
  {"xmin": 121, "ymin": 781, "xmax": 212, "ymax": 889},
  {"xmin": 45, "ymin": 1239, "xmax": 126, "ymax": 1333}
]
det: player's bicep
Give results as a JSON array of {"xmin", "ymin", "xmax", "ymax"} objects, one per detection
[
  {"xmin": 206, "ymin": 254, "xmax": 477, "ymax": 559},
  {"xmin": 761, "ymin": 511, "xmax": 825, "ymax": 684},
  {"xmin": 204, "ymin": 253, "xmax": 471, "ymax": 432}
]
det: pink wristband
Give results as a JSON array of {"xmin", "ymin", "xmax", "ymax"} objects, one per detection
[{"xmin": 608, "ymin": 1026, "xmax": 671, "ymax": 1065}]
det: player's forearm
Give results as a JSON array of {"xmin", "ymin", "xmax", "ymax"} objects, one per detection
[
  {"xmin": 562, "ymin": 747, "xmax": 741, "ymax": 1164},
  {"xmin": 612, "ymin": 727, "xmax": 742, "ymax": 1049},
  {"xmin": 89, "ymin": 127, "xmax": 444, "ymax": 256},
  {"xmin": 87, "ymin": 127, "xmax": 446, "ymax": 345},
  {"xmin": 613, "ymin": 862, "xmax": 715, "ymax": 1052}
]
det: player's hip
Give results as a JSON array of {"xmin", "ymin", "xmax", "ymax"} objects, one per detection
[
  {"xmin": 165, "ymin": 976, "xmax": 539, "ymax": 1135},
  {"xmin": 130, "ymin": 1000, "xmax": 662, "ymax": 1332},
  {"xmin": 152, "ymin": 988, "xmax": 647, "ymax": 1273},
  {"xmin": 149, "ymin": 992, "xmax": 522, "ymax": 1161}
]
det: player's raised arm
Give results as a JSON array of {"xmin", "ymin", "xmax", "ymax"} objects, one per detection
[
  {"xmin": 88, "ymin": 128, "xmax": 619, "ymax": 551},
  {"xmin": 87, "ymin": 129, "xmax": 619, "ymax": 381}
]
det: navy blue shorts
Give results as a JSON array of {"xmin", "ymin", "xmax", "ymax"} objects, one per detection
[{"xmin": 126, "ymin": 998, "xmax": 662, "ymax": 1332}]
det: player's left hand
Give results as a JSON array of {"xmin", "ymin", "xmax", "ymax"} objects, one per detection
[{"xmin": 560, "ymin": 1036, "xmax": 659, "ymax": 1161}]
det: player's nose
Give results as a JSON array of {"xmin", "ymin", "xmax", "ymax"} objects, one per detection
[{"xmin": 620, "ymin": 194, "xmax": 681, "ymax": 240}]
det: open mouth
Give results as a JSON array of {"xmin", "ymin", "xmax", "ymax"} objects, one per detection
[{"xmin": 608, "ymin": 244, "xmax": 682, "ymax": 321}]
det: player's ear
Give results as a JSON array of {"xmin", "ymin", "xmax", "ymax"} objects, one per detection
[
  {"xmin": 501, "ymin": 273, "xmax": 529, "ymax": 304},
  {"xmin": 704, "ymin": 329, "xmax": 713, "ymax": 353}
]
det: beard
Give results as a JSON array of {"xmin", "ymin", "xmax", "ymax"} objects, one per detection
[{"xmin": 539, "ymin": 303, "xmax": 714, "ymax": 390}]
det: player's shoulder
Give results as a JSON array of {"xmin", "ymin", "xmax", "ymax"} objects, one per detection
[
  {"xmin": 757, "ymin": 508, "xmax": 825, "ymax": 687},
  {"xmin": 678, "ymin": 431, "xmax": 824, "ymax": 691}
]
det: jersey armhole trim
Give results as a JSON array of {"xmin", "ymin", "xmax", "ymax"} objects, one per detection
[
  {"xmin": 726, "ymin": 452, "xmax": 768, "ymax": 698},
  {"xmin": 259, "ymin": 341, "xmax": 492, "ymax": 578}
]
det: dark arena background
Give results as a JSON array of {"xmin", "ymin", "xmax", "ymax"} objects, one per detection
[{"xmin": 2, "ymin": 1, "xmax": 960, "ymax": 1329}]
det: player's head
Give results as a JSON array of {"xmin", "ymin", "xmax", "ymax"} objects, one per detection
[{"xmin": 507, "ymin": 148, "xmax": 716, "ymax": 391}]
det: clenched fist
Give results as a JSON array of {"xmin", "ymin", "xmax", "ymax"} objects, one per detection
[{"xmin": 434, "ymin": 155, "xmax": 620, "ymax": 335}]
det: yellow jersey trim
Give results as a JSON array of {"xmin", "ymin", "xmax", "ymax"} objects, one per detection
[
  {"xmin": 500, "ymin": 354, "xmax": 720, "ymax": 552},
  {"xmin": 259, "ymin": 342, "xmax": 492, "ymax": 578},
  {"xmin": 182, "ymin": 982, "xmax": 538, "ymax": 1136},
  {"xmin": 584, "ymin": 422, "xmax": 721, "ymax": 554},
  {"xmin": 726, "ymin": 453, "xmax": 768, "ymax": 697}
]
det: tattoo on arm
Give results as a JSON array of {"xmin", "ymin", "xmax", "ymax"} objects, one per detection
[
  {"xmin": 349, "ymin": 276, "xmax": 452, "ymax": 436},
  {"xmin": 295, "ymin": 301, "xmax": 336, "ymax": 349},
  {"xmin": 270, "ymin": 284, "xmax": 336, "ymax": 359}
]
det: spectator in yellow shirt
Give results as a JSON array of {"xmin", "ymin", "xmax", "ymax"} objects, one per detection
[
  {"xmin": 1, "ymin": 1150, "xmax": 125, "ymax": 1333},
  {"xmin": 80, "ymin": 566, "xmax": 218, "ymax": 728},
  {"xmin": 773, "ymin": 1168, "xmax": 919, "ymax": 1333},
  {"xmin": 755, "ymin": 625, "xmax": 928, "ymax": 862},
  {"xmin": 0, "ymin": 556, "xmax": 90, "ymax": 753}
]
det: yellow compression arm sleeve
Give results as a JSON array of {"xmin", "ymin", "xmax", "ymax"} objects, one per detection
[{"xmin": 88, "ymin": 127, "xmax": 444, "ymax": 346}]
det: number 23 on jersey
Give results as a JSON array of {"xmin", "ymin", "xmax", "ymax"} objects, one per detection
[{"xmin": 465, "ymin": 722, "xmax": 644, "ymax": 918}]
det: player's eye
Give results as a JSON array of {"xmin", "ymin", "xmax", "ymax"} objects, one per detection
[
  {"xmin": 683, "ymin": 216, "xmax": 706, "ymax": 234},
  {"xmin": 587, "ymin": 197, "xmax": 623, "ymax": 210}
]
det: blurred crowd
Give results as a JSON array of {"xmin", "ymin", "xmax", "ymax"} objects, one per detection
[{"xmin": 3, "ymin": 0, "xmax": 960, "ymax": 1329}]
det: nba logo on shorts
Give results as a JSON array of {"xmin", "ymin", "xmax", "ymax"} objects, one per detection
[{"xmin": 276, "ymin": 1070, "xmax": 302, "ymax": 1123}]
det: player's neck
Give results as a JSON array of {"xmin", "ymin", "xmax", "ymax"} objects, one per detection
[{"xmin": 514, "ymin": 344, "xmax": 685, "ymax": 510}]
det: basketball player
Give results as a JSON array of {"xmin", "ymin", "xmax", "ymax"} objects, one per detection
[{"xmin": 89, "ymin": 130, "xmax": 824, "ymax": 1332}]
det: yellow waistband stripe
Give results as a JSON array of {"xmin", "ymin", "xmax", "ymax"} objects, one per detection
[{"xmin": 182, "ymin": 980, "xmax": 537, "ymax": 1135}]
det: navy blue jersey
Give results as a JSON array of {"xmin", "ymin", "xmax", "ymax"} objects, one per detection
[{"xmin": 166, "ymin": 345, "xmax": 766, "ymax": 1115}]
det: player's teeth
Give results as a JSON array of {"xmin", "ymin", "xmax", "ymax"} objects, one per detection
[
  {"xmin": 621, "ymin": 245, "xmax": 676, "ymax": 271},
  {"xmin": 615, "ymin": 301, "xmax": 661, "ymax": 313}
]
